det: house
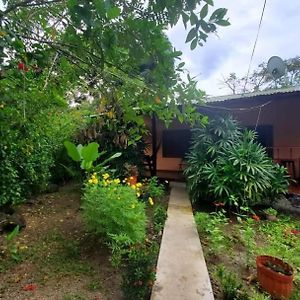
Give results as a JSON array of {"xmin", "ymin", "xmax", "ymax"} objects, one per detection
[{"xmin": 147, "ymin": 87, "xmax": 300, "ymax": 180}]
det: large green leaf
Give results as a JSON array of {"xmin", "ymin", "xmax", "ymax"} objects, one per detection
[
  {"xmin": 81, "ymin": 142, "xmax": 99, "ymax": 163},
  {"xmin": 64, "ymin": 141, "xmax": 81, "ymax": 162}
]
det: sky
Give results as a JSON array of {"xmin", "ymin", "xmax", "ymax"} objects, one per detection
[
  {"xmin": 167, "ymin": 0, "xmax": 300, "ymax": 96},
  {"xmin": 1, "ymin": 1, "xmax": 300, "ymax": 96}
]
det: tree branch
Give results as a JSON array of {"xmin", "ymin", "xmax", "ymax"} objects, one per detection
[{"xmin": 3, "ymin": 0, "xmax": 64, "ymax": 16}]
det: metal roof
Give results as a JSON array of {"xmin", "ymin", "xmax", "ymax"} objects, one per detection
[{"xmin": 206, "ymin": 86, "xmax": 300, "ymax": 103}]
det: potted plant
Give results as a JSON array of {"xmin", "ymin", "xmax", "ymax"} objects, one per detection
[{"xmin": 256, "ymin": 255, "xmax": 293, "ymax": 299}]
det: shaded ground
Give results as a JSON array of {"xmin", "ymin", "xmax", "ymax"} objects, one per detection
[{"xmin": 0, "ymin": 183, "xmax": 123, "ymax": 300}]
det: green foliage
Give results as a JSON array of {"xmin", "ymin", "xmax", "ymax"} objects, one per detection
[
  {"xmin": 64, "ymin": 141, "xmax": 121, "ymax": 172},
  {"xmin": 195, "ymin": 210, "xmax": 228, "ymax": 254},
  {"xmin": 142, "ymin": 176, "xmax": 165, "ymax": 200},
  {"xmin": 82, "ymin": 182, "xmax": 146, "ymax": 244},
  {"xmin": 5, "ymin": 225, "xmax": 20, "ymax": 262},
  {"xmin": 185, "ymin": 116, "xmax": 289, "ymax": 207},
  {"xmin": 121, "ymin": 241, "xmax": 158, "ymax": 300},
  {"xmin": 153, "ymin": 204, "xmax": 168, "ymax": 234},
  {"xmin": 215, "ymin": 265, "xmax": 249, "ymax": 300},
  {"xmin": 0, "ymin": 69, "xmax": 84, "ymax": 207},
  {"xmin": 239, "ymin": 219, "xmax": 256, "ymax": 267}
]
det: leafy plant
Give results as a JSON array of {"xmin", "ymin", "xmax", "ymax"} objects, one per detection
[
  {"xmin": 153, "ymin": 204, "xmax": 168, "ymax": 234},
  {"xmin": 64, "ymin": 141, "xmax": 121, "ymax": 173},
  {"xmin": 121, "ymin": 241, "xmax": 158, "ymax": 300},
  {"xmin": 82, "ymin": 180, "xmax": 146, "ymax": 244},
  {"xmin": 239, "ymin": 219, "xmax": 256, "ymax": 267},
  {"xmin": 215, "ymin": 265, "xmax": 249, "ymax": 300},
  {"xmin": 142, "ymin": 176, "xmax": 165, "ymax": 201},
  {"xmin": 195, "ymin": 210, "xmax": 228, "ymax": 254},
  {"xmin": 185, "ymin": 115, "xmax": 289, "ymax": 208},
  {"xmin": 5, "ymin": 225, "xmax": 20, "ymax": 262}
]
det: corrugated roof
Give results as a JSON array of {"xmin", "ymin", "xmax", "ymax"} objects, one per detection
[{"xmin": 206, "ymin": 86, "xmax": 300, "ymax": 103}]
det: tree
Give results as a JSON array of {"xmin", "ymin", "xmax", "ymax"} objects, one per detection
[
  {"xmin": 221, "ymin": 56, "xmax": 300, "ymax": 94},
  {"xmin": 0, "ymin": 0, "xmax": 231, "ymax": 205},
  {"xmin": 0, "ymin": 0, "xmax": 230, "ymax": 124}
]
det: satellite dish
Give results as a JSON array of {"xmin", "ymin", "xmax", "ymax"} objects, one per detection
[{"xmin": 267, "ymin": 56, "xmax": 286, "ymax": 79}]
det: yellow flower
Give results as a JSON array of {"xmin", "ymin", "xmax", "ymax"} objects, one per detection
[
  {"xmin": 136, "ymin": 182, "xmax": 142, "ymax": 188},
  {"xmin": 114, "ymin": 178, "xmax": 120, "ymax": 184},
  {"xmin": 131, "ymin": 185, "xmax": 136, "ymax": 190},
  {"xmin": 107, "ymin": 110, "xmax": 115, "ymax": 119},
  {"xmin": 103, "ymin": 173, "xmax": 110, "ymax": 180},
  {"xmin": 148, "ymin": 197, "xmax": 154, "ymax": 206},
  {"xmin": 103, "ymin": 182, "xmax": 108, "ymax": 187},
  {"xmin": 0, "ymin": 104, "xmax": 4, "ymax": 109},
  {"xmin": 136, "ymin": 192, "xmax": 141, "ymax": 197},
  {"xmin": 131, "ymin": 204, "xmax": 136, "ymax": 209},
  {"xmin": 92, "ymin": 178, "xmax": 98, "ymax": 184},
  {"xmin": 88, "ymin": 179, "xmax": 93, "ymax": 184}
]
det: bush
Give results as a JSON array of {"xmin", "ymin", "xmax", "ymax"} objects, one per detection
[
  {"xmin": 121, "ymin": 241, "xmax": 158, "ymax": 300},
  {"xmin": 141, "ymin": 176, "xmax": 165, "ymax": 201},
  {"xmin": 0, "ymin": 108, "xmax": 83, "ymax": 207},
  {"xmin": 215, "ymin": 265, "xmax": 249, "ymax": 300},
  {"xmin": 82, "ymin": 176, "xmax": 146, "ymax": 244},
  {"xmin": 0, "ymin": 67, "xmax": 86, "ymax": 207},
  {"xmin": 185, "ymin": 116, "xmax": 289, "ymax": 207}
]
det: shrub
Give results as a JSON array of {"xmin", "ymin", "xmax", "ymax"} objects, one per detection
[
  {"xmin": 141, "ymin": 176, "xmax": 165, "ymax": 201},
  {"xmin": 153, "ymin": 204, "xmax": 167, "ymax": 234},
  {"xmin": 82, "ymin": 177, "xmax": 146, "ymax": 244},
  {"xmin": 121, "ymin": 241, "xmax": 158, "ymax": 300},
  {"xmin": 195, "ymin": 211, "xmax": 228, "ymax": 254},
  {"xmin": 215, "ymin": 265, "xmax": 249, "ymax": 300},
  {"xmin": 185, "ymin": 116, "xmax": 289, "ymax": 207}
]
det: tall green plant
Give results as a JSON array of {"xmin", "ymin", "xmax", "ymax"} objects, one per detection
[
  {"xmin": 64, "ymin": 141, "xmax": 121, "ymax": 173},
  {"xmin": 185, "ymin": 116, "xmax": 289, "ymax": 207}
]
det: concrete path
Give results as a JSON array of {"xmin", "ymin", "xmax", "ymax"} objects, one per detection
[{"xmin": 151, "ymin": 182, "xmax": 214, "ymax": 300}]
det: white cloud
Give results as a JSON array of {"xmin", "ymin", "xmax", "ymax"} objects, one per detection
[{"xmin": 167, "ymin": 0, "xmax": 300, "ymax": 96}]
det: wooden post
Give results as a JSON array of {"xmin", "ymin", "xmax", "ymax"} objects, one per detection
[{"xmin": 151, "ymin": 113, "xmax": 157, "ymax": 176}]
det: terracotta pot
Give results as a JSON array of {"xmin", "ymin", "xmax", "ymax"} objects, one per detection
[{"xmin": 256, "ymin": 255, "xmax": 293, "ymax": 299}]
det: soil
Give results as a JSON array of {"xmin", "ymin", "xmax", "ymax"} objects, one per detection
[
  {"xmin": 0, "ymin": 182, "xmax": 123, "ymax": 300},
  {"xmin": 264, "ymin": 261, "xmax": 293, "ymax": 276}
]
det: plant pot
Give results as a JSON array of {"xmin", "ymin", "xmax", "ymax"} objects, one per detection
[{"xmin": 256, "ymin": 255, "xmax": 293, "ymax": 299}]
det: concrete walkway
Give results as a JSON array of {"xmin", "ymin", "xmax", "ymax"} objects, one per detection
[{"xmin": 151, "ymin": 182, "xmax": 214, "ymax": 300}]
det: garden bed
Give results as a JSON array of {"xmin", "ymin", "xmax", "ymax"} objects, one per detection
[
  {"xmin": 0, "ymin": 182, "xmax": 168, "ymax": 300},
  {"xmin": 195, "ymin": 208, "xmax": 300, "ymax": 300}
]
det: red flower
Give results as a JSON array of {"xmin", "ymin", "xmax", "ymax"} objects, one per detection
[
  {"xmin": 291, "ymin": 229, "xmax": 300, "ymax": 235},
  {"xmin": 23, "ymin": 283, "xmax": 37, "ymax": 291},
  {"xmin": 17, "ymin": 62, "xmax": 29, "ymax": 72}
]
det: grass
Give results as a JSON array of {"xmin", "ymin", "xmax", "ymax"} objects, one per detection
[{"xmin": 195, "ymin": 210, "xmax": 300, "ymax": 299}]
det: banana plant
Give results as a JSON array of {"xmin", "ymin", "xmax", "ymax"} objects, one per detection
[{"xmin": 64, "ymin": 141, "xmax": 121, "ymax": 173}]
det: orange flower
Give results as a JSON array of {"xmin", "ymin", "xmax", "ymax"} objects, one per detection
[{"xmin": 252, "ymin": 214, "xmax": 260, "ymax": 221}]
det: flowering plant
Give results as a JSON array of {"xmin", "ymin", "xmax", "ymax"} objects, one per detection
[{"xmin": 82, "ymin": 175, "xmax": 146, "ymax": 244}]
